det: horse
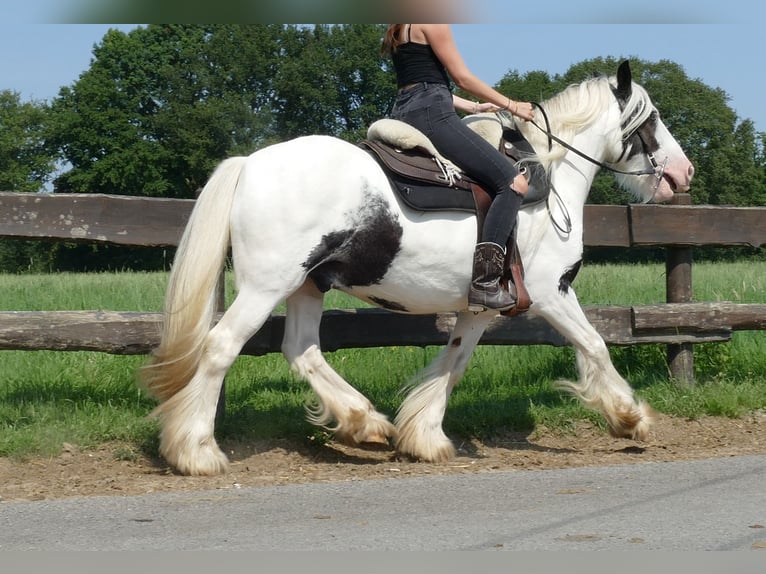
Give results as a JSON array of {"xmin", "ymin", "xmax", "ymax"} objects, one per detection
[{"xmin": 140, "ymin": 61, "xmax": 694, "ymax": 476}]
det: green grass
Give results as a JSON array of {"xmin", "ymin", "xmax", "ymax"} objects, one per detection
[{"xmin": 1, "ymin": 262, "xmax": 765, "ymax": 459}]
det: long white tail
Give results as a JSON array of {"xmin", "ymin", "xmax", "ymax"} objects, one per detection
[{"xmin": 140, "ymin": 156, "xmax": 247, "ymax": 403}]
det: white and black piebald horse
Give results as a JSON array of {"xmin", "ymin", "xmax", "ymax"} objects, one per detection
[{"xmin": 140, "ymin": 61, "xmax": 694, "ymax": 476}]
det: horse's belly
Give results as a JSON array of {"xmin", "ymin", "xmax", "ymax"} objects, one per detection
[
  {"xmin": 340, "ymin": 213, "xmax": 476, "ymax": 313},
  {"xmin": 342, "ymin": 282, "xmax": 467, "ymax": 314},
  {"xmin": 342, "ymin": 246, "xmax": 474, "ymax": 314}
]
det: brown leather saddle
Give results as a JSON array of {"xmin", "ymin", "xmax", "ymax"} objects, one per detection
[{"xmin": 358, "ymin": 127, "xmax": 546, "ymax": 316}]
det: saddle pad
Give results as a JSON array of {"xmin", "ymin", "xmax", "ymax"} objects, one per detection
[
  {"xmin": 358, "ymin": 139, "xmax": 478, "ymax": 212},
  {"xmin": 388, "ymin": 174, "xmax": 477, "ymax": 213}
]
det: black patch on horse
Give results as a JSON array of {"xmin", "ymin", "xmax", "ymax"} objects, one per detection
[
  {"xmin": 558, "ymin": 259, "xmax": 582, "ymax": 295},
  {"xmin": 369, "ymin": 296, "xmax": 408, "ymax": 312},
  {"xmin": 611, "ymin": 60, "xmax": 660, "ymax": 163},
  {"xmin": 303, "ymin": 193, "xmax": 403, "ymax": 293}
]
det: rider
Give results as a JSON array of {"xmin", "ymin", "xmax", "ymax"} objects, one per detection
[{"xmin": 381, "ymin": 24, "xmax": 535, "ymax": 312}]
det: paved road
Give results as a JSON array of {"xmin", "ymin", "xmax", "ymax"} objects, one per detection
[{"xmin": 1, "ymin": 455, "xmax": 765, "ymax": 550}]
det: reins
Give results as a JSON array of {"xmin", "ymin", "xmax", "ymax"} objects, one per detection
[
  {"xmin": 527, "ymin": 102, "xmax": 661, "ymax": 180},
  {"xmin": 502, "ymin": 99, "xmax": 668, "ymax": 236}
]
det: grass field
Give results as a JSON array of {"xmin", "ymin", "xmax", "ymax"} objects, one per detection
[{"xmin": 1, "ymin": 261, "xmax": 764, "ymax": 459}]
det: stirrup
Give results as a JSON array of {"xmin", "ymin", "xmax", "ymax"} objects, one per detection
[
  {"xmin": 467, "ymin": 285, "xmax": 516, "ymax": 313},
  {"xmin": 467, "ymin": 299, "xmax": 516, "ymax": 313}
]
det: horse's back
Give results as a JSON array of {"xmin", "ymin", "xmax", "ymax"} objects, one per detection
[
  {"xmin": 248, "ymin": 134, "xmax": 375, "ymax": 172},
  {"xmin": 229, "ymin": 134, "xmax": 396, "ymax": 267}
]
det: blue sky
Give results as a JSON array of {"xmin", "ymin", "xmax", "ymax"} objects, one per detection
[
  {"xmin": 453, "ymin": 24, "xmax": 764, "ymax": 133},
  {"xmin": 0, "ymin": 18, "xmax": 763, "ymax": 133}
]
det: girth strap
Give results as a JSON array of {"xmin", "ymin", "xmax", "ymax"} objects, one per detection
[{"xmin": 503, "ymin": 240, "xmax": 531, "ymax": 317}]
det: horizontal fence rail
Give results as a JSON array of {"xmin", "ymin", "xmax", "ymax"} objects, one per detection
[
  {"xmin": 2, "ymin": 191, "xmax": 766, "ymax": 248},
  {"xmin": 1, "ymin": 191, "xmax": 765, "ymax": 384},
  {"xmin": 2, "ymin": 303, "xmax": 765, "ymax": 355}
]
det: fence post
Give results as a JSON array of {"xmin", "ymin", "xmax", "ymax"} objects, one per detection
[{"xmin": 665, "ymin": 192, "xmax": 695, "ymax": 385}]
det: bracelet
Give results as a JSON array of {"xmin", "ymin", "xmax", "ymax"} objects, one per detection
[{"xmin": 506, "ymin": 97, "xmax": 513, "ymax": 112}]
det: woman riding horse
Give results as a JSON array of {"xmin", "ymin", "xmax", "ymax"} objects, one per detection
[{"xmin": 383, "ymin": 24, "xmax": 535, "ymax": 312}]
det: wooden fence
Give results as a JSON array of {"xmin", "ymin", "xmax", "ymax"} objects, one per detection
[{"xmin": 1, "ymin": 191, "xmax": 765, "ymax": 385}]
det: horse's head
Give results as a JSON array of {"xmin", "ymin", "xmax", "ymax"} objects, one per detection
[{"xmin": 609, "ymin": 61, "xmax": 694, "ymax": 203}]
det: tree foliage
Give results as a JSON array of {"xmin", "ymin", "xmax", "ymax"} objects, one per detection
[
  {"xmin": 48, "ymin": 25, "xmax": 286, "ymax": 197},
  {"xmin": 41, "ymin": 28, "xmax": 766, "ymax": 207},
  {"xmin": 0, "ymin": 91, "xmax": 56, "ymax": 193},
  {"xmin": 272, "ymin": 25, "xmax": 395, "ymax": 142},
  {"xmin": 45, "ymin": 24, "xmax": 393, "ymax": 198}
]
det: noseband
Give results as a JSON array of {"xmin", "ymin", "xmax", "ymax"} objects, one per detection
[{"xmin": 633, "ymin": 130, "xmax": 668, "ymax": 192}]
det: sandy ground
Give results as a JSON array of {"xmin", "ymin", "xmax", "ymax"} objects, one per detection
[{"xmin": 1, "ymin": 411, "xmax": 764, "ymax": 502}]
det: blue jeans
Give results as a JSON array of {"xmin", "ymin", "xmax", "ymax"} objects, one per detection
[{"xmin": 391, "ymin": 82, "xmax": 522, "ymax": 246}]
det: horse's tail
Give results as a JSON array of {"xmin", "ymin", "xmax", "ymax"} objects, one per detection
[{"xmin": 139, "ymin": 156, "xmax": 247, "ymax": 404}]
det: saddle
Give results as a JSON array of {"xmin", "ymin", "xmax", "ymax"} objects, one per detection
[{"xmin": 359, "ymin": 117, "xmax": 547, "ymax": 316}]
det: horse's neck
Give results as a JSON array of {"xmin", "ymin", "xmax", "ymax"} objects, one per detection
[
  {"xmin": 522, "ymin": 120, "xmax": 608, "ymax": 255},
  {"xmin": 527, "ymin": 116, "xmax": 609, "ymax": 209}
]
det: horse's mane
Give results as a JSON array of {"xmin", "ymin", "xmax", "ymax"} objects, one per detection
[{"xmin": 516, "ymin": 73, "xmax": 653, "ymax": 173}]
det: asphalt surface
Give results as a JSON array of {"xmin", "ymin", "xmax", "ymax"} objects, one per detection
[{"xmin": 1, "ymin": 454, "xmax": 765, "ymax": 551}]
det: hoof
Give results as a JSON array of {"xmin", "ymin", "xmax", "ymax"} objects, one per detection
[
  {"xmin": 395, "ymin": 431, "xmax": 456, "ymax": 463},
  {"xmin": 334, "ymin": 409, "xmax": 398, "ymax": 448},
  {"xmin": 607, "ymin": 401, "xmax": 654, "ymax": 442},
  {"xmin": 161, "ymin": 438, "xmax": 230, "ymax": 476}
]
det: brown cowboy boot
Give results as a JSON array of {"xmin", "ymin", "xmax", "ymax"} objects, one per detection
[{"xmin": 467, "ymin": 242, "xmax": 515, "ymax": 312}]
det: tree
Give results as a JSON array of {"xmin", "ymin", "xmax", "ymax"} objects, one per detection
[
  {"xmin": 48, "ymin": 25, "xmax": 285, "ymax": 197},
  {"xmin": 46, "ymin": 24, "xmax": 394, "ymax": 198},
  {"xmin": 271, "ymin": 24, "xmax": 394, "ymax": 141},
  {"xmin": 14, "ymin": 31, "xmax": 763, "ymax": 271},
  {"xmin": 0, "ymin": 91, "xmax": 55, "ymax": 193},
  {"xmin": 0, "ymin": 91, "xmax": 60, "ymax": 272}
]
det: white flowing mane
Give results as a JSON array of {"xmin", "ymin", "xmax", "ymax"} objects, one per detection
[{"xmin": 516, "ymin": 73, "xmax": 654, "ymax": 173}]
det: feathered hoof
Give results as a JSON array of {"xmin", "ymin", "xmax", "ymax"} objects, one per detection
[
  {"xmin": 395, "ymin": 430, "xmax": 456, "ymax": 463},
  {"xmin": 607, "ymin": 400, "xmax": 655, "ymax": 442},
  {"xmin": 333, "ymin": 409, "xmax": 398, "ymax": 448},
  {"xmin": 161, "ymin": 438, "xmax": 230, "ymax": 476}
]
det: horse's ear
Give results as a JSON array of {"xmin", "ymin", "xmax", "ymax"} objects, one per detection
[{"xmin": 615, "ymin": 60, "xmax": 632, "ymax": 99}]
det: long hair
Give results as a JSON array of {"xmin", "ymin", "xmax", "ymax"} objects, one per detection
[{"xmin": 381, "ymin": 24, "xmax": 405, "ymax": 56}]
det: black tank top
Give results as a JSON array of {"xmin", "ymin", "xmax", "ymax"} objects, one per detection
[{"xmin": 391, "ymin": 27, "xmax": 451, "ymax": 88}]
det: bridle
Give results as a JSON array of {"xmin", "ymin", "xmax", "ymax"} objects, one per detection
[
  {"xmin": 504, "ymin": 100, "xmax": 668, "ymax": 235},
  {"xmin": 527, "ymin": 101, "xmax": 668, "ymax": 192}
]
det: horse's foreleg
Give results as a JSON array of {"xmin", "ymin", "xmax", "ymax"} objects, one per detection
[
  {"xmin": 534, "ymin": 290, "xmax": 653, "ymax": 440},
  {"xmin": 282, "ymin": 282, "xmax": 397, "ymax": 447},
  {"xmin": 395, "ymin": 311, "xmax": 495, "ymax": 462},
  {"xmin": 156, "ymin": 291, "xmax": 278, "ymax": 476}
]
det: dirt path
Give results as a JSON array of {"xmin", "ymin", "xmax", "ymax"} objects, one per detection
[{"xmin": 1, "ymin": 412, "xmax": 764, "ymax": 502}]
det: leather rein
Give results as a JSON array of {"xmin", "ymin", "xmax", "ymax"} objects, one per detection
[
  {"xmin": 526, "ymin": 102, "xmax": 668, "ymax": 191},
  {"xmin": 506, "ymin": 102, "xmax": 668, "ymax": 236}
]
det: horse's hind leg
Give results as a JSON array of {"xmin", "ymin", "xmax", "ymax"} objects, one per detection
[
  {"xmin": 534, "ymin": 289, "xmax": 653, "ymax": 440},
  {"xmin": 157, "ymin": 288, "xmax": 283, "ymax": 476},
  {"xmin": 282, "ymin": 281, "xmax": 397, "ymax": 447},
  {"xmin": 395, "ymin": 311, "xmax": 495, "ymax": 462}
]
